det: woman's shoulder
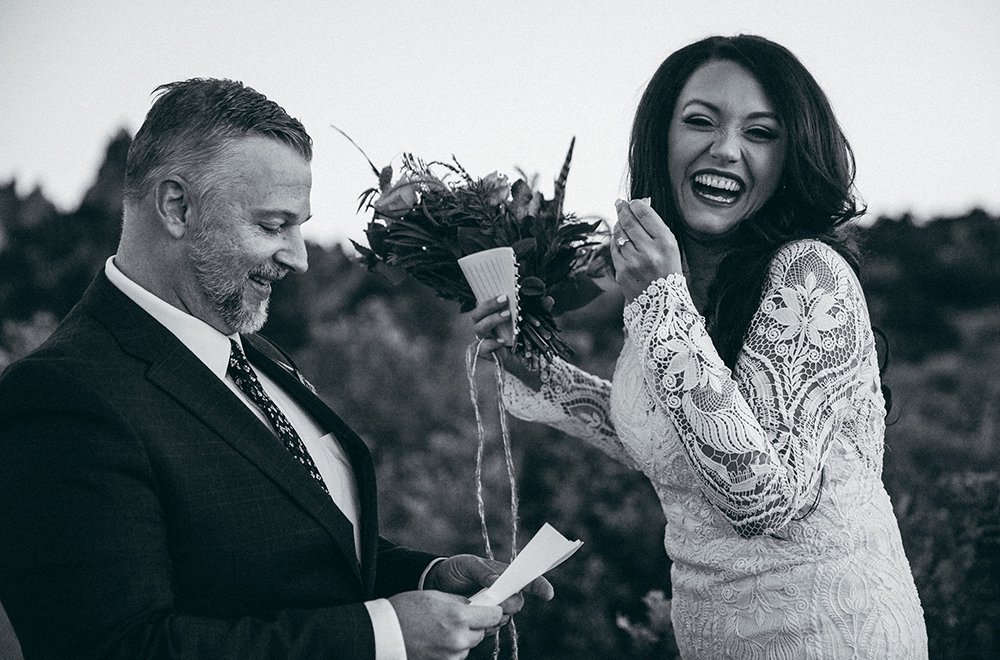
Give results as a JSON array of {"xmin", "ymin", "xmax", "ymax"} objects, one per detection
[
  {"xmin": 772, "ymin": 237, "xmax": 845, "ymax": 261},
  {"xmin": 768, "ymin": 238, "xmax": 858, "ymax": 283}
]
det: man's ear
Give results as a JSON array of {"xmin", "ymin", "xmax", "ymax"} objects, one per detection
[{"xmin": 154, "ymin": 177, "xmax": 193, "ymax": 239}]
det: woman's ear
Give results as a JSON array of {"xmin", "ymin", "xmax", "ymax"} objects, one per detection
[{"xmin": 154, "ymin": 176, "xmax": 192, "ymax": 239}]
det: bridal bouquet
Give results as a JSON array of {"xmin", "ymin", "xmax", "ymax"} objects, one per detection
[
  {"xmin": 344, "ymin": 135, "xmax": 605, "ymax": 658},
  {"xmin": 350, "ymin": 138, "xmax": 607, "ymax": 366}
]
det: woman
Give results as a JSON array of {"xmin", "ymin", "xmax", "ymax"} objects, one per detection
[{"xmin": 472, "ymin": 35, "xmax": 927, "ymax": 659}]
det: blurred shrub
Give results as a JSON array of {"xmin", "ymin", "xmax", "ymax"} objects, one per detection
[
  {"xmin": 616, "ymin": 589, "xmax": 680, "ymax": 659},
  {"xmin": 896, "ymin": 471, "xmax": 1000, "ymax": 659}
]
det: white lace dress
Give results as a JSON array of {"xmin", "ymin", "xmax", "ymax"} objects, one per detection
[{"xmin": 504, "ymin": 240, "xmax": 927, "ymax": 659}]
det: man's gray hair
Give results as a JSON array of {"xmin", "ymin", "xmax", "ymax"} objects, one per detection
[{"xmin": 123, "ymin": 78, "xmax": 312, "ymax": 204}]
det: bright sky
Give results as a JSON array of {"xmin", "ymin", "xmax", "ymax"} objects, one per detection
[{"xmin": 3, "ymin": 0, "xmax": 999, "ymax": 246}]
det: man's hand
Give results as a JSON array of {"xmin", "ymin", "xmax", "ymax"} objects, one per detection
[
  {"xmin": 424, "ymin": 554, "xmax": 555, "ymax": 621},
  {"xmin": 389, "ymin": 590, "xmax": 502, "ymax": 660}
]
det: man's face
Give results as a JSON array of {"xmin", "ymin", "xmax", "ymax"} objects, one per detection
[{"xmin": 185, "ymin": 136, "xmax": 312, "ymax": 334}]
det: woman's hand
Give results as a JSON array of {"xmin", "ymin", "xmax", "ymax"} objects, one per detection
[
  {"xmin": 470, "ymin": 294, "xmax": 514, "ymax": 357},
  {"xmin": 469, "ymin": 295, "xmax": 542, "ymax": 390},
  {"xmin": 611, "ymin": 198, "xmax": 683, "ymax": 303}
]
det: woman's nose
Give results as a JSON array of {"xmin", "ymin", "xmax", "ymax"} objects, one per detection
[{"xmin": 709, "ymin": 130, "xmax": 740, "ymax": 163}]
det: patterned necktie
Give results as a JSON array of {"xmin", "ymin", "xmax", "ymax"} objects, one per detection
[{"xmin": 227, "ymin": 339, "xmax": 329, "ymax": 494}]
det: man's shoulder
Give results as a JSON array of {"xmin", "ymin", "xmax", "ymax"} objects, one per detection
[
  {"xmin": 7, "ymin": 300, "xmax": 109, "ymax": 360},
  {"xmin": 0, "ymin": 304, "xmax": 132, "ymax": 407}
]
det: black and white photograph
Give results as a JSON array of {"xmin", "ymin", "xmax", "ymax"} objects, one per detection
[{"xmin": 1, "ymin": 2, "xmax": 998, "ymax": 658}]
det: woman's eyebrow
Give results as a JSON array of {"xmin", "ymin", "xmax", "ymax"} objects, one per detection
[{"xmin": 682, "ymin": 99, "xmax": 781, "ymax": 123}]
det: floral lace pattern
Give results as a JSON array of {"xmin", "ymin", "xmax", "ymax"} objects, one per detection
[
  {"xmin": 503, "ymin": 357, "xmax": 637, "ymax": 470},
  {"xmin": 503, "ymin": 240, "xmax": 926, "ymax": 659}
]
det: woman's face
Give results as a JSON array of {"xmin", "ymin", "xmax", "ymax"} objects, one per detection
[{"xmin": 667, "ymin": 59, "xmax": 787, "ymax": 240}]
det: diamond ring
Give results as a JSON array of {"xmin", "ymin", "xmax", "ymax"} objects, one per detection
[{"xmin": 616, "ymin": 236, "xmax": 630, "ymax": 247}]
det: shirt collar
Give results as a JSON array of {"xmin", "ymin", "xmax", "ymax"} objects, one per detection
[{"xmin": 104, "ymin": 256, "xmax": 240, "ymax": 380}]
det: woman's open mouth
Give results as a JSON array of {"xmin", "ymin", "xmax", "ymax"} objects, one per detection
[{"xmin": 691, "ymin": 172, "xmax": 744, "ymax": 205}]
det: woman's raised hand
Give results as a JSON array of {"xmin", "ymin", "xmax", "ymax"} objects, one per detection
[
  {"xmin": 469, "ymin": 294, "xmax": 542, "ymax": 390},
  {"xmin": 611, "ymin": 198, "xmax": 683, "ymax": 302}
]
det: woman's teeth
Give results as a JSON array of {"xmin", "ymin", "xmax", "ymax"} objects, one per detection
[{"xmin": 692, "ymin": 173, "xmax": 742, "ymax": 204}]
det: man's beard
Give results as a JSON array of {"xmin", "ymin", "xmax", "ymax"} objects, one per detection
[{"xmin": 188, "ymin": 221, "xmax": 272, "ymax": 335}]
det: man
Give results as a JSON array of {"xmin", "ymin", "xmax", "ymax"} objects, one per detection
[{"xmin": 0, "ymin": 78, "xmax": 551, "ymax": 659}]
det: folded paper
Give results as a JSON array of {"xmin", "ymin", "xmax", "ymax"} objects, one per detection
[{"xmin": 468, "ymin": 523, "xmax": 582, "ymax": 606}]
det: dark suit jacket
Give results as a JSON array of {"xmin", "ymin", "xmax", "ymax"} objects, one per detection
[{"xmin": 0, "ymin": 271, "xmax": 437, "ymax": 659}]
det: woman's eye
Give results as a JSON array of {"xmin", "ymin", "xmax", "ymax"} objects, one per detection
[
  {"xmin": 746, "ymin": 127, "xmax": 778, "ymax": 141},
  {"xmin": 682, "ymin": 115, "xmax": 713, "ymax": 128}
]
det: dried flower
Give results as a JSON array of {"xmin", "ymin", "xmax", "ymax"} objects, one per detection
[
  {"xmin": 481, "ymin": 171, "xmax": 511, "ymax": 206},
  {"xmin": 372, "ymin": 174, "xmax": 418, "ymax": 218}
]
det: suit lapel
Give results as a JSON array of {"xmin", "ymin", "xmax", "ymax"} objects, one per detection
[
  {"xmin": 243, "ymin": 336, "xmax": 381, "ymax": 596},
  {"xmin": 81, "ymin": 272, "xmax": 366, "ymax": 587}
]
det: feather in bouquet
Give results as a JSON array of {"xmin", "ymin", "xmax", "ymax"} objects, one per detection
[{"xmin": 348, "ymin": 136, "xmax": 607, "ymax": 367}]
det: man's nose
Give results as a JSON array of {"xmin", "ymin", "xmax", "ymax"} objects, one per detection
[{"xmin": 276, "ymin": 225, "xmax": 308, "ymax": 274}]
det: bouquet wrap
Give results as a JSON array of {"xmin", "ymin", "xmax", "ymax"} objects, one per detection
[{"xmin": 457, "ymin": 247, "xmax": 519, "ymax": 345}]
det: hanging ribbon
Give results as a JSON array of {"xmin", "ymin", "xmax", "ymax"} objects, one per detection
[{"xmin": 466, "ymin": 340, "xmax": 520, "ymax": 660}]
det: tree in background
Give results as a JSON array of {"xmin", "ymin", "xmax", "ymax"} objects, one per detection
[{"xmin": 1, "ymin": 133, "xmax": 998, "ymax": 659}]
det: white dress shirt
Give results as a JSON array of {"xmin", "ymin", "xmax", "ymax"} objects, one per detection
[{"xmin": 104, "ymin": 257, "xmax": 407, "ymax": 659}]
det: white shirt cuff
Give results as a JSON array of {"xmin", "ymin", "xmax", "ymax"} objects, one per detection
[{"xmin": 365, "ymin": 599, "xmax": 407, "ymax": 660}]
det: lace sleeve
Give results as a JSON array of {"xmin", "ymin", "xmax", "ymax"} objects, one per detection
[
  {"xmin": 500, "ymin": 358, "xmax": 639, "ymax": 470},
  {"xmin": 625, "ymin": 240, "xmax": 870, "ymax": 537}
]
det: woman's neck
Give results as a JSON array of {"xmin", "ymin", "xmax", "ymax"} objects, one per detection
[{"xmin": 681, "ymin": 233, "xmax": 737, "ymax": 313}]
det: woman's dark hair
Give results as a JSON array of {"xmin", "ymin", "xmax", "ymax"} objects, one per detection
[{"xmin": 629, "ymin": 34, "xmax": 865, "ymax": 369}]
